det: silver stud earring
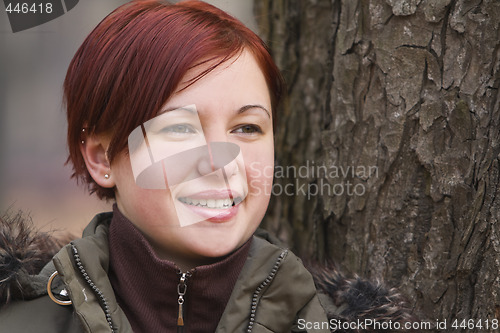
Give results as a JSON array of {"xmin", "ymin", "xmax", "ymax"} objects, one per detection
[{"xmin": 104, "ymin": 174, "xmax": 110, "ymax": 179}]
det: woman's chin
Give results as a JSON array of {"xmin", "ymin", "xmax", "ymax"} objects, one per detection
[{"xmin": 192, "ymin": 241, "xmax": 240, "ymax": 259}]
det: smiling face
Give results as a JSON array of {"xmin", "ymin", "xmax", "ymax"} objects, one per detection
[{"xmin": 109, "ymin": 50, "xmax": 274, "ymax": 269}]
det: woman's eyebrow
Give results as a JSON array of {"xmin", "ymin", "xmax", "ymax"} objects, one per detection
[
  {"xmin": 160, "ymin": 104, "xmax": 270, "ymax": 117},
  {"xmin": 238, "ymin": 104, "xmax": 271, "ymax": 118}
]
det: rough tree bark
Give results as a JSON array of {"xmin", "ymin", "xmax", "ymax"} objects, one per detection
[{"xmin": 255, "ymin": 0, "xmax": 500, "ymax": 328}]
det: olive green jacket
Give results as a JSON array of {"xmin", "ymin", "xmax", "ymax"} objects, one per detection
[{"xmin": 0, "ymin": 212, "xmax": 330, "ymax": 332}]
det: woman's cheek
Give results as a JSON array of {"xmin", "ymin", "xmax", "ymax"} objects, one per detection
[
  {"xmin": 240, "ymin": 135, "xmax": 274, "ymax": 197},
  {"xmin": 246, "ymin": 159, "xmax": 274, "ymax": 199}
]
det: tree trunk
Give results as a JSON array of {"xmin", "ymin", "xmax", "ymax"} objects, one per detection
[{"xmin": 255, "ymin": 0, "xmax": 500, "ymax": 327}]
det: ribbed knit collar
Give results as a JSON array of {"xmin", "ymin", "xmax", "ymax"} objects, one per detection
[{"xmin": 108, "ymin": 205, "xmax": 251, "ymax": 333}]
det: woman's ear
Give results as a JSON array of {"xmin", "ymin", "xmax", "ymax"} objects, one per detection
[{"xmin": 80, "ymin": 134, "xmax": 115, "ymax": 188}]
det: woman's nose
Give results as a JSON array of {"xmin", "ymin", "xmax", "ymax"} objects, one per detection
[{"xmin": 197, "ymin": 142, "xmax": 240, "ymax": 178}]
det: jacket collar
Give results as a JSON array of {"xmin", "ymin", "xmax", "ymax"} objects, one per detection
[{"xmin": 51, "ymin": 212, "xmax": 323, "ymax": 332}]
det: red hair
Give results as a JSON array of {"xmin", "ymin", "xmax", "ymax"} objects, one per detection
[{"xmin": 64, "ymin": 0, "xmax": 284, "ymax": 199}]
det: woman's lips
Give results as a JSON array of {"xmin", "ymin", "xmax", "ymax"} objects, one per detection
[
  {"xmin": 176, "ymin": 190, "xmax": 244, "ymax": 223},
  {"xmin": 178, "ymin": 189, "xmax": 239, "ymax": 200}
]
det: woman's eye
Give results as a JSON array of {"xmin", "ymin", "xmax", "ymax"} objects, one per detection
[
  {"xmin": 161, "ymin": 124, "xmax": 196, "ymax": 134},
  {"xmin": 232, "ymin": 124, "xmax": 262, "ymax": 134}
]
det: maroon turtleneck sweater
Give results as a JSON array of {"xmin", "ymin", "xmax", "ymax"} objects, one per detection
[{"xmin": 108, "ymin": 205, "xmax": 252, "ymax": 332}]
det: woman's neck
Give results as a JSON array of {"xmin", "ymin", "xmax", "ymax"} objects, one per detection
[{"xmin": 107, "ymin": 204, "xmax": 252, "ymax": 332}]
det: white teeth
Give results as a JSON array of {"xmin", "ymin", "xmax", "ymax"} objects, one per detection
[{"xmin": 179, "ymin": 197, "xmax": 239, "ymax": 209}]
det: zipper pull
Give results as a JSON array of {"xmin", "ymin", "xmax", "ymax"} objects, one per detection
[
  {"xmin": 178, "ymin": 296, "xmax": 184, "ymax": 326},
  {"xmin": 177, "ymin": 272, "xmax": 188, "ymax": 327}
]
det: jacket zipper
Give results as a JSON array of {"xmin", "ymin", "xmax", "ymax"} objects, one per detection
[
  {"xmin": 177, "ymin": 269, "xmax": 193, "ymax": 333},
  {"xmin": 71, "ymin": 242, "xmax": 286, "ymax": 333},
  {"xmin": 246, "ymin": 250, "xmax": 288, "ymax": 333},
  {"xmin": 71, "ymin": 242, "xmax": 116, "ymax": 333}
]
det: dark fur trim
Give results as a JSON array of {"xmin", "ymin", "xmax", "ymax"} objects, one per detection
[
  {"xmin": 0, "ymin": 210, "xmax": 65, "ymax": 306},
  {"xmin": 309, "ymin": 262, "xmax": 418, "ymax": 332}
]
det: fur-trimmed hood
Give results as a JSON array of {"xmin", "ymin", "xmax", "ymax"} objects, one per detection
[
  {"xmin": 0, "ymin": 210, "xmax": 418, "ymax": 332},
  {"xmin": 0, "ymin": 210, "xmax": 65, "ymax": 306},
  {"xmin": 310, "ymin": 263, "xmax": 418, "ymax": 332}
]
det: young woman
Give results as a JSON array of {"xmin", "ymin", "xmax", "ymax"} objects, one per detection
[
  {"xmin": 1, "ymin": 1, "xmax": 418, "ymax": 332},
  {"xmin": 0, "ymin": 1, "xmax": 330, "ymax": 332}
]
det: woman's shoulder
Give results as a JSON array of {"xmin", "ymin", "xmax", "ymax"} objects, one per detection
[
  {"xmin": 251, "ymin": 229, "xmax": 418, "ymax": 331},
  {"xmin": 0, "ymin": 294, "xmax": 83, "ymax": 333},
  {"xmin": 0, "ymin": 210, "xmax": 84, "ymax": 332}
]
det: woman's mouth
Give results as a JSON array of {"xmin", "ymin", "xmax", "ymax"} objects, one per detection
[
  {"xmin": 176, "ymin": 191, "xmax": 244, "ymax": 223},
  {"xmin": 178, "ymin": 197, "xmax": 242, "ymax": 209}
]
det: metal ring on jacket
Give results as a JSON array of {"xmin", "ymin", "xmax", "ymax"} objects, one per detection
[{"xmin": 47, "ymin": 271, "xmax": 72, "ymax": 306}]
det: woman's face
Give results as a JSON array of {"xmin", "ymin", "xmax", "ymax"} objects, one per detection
[{"xmin": 110, "ymin": 50, "xmax": 274, "ymax": 269}]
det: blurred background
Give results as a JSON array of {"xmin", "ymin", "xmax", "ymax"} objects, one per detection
[{"xmin": 0, "ymin": 0, "xmax": 257, "ymax": 236}]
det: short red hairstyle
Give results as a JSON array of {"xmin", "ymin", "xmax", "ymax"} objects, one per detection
[{"xmin": 64, "ymin": 0, "xmax": 284, "ymax": 199}]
